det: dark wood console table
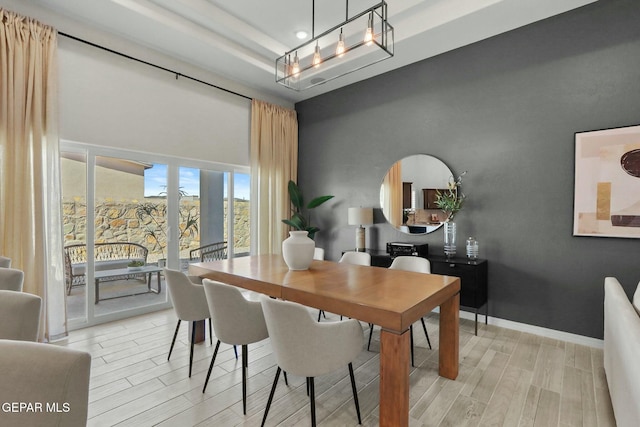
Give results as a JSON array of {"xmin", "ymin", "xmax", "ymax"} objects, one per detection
[{"xmin": 344, "ymin": 249, "xmax": 488, "ymax": 334}]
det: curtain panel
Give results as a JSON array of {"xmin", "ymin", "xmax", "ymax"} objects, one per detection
[
  {"xmin": 0, "ymin": 9, "xmax": 66, "ymax": 340},
  {"xmin": 250, "ymin": 99, "xmax": 298, "ymax": 255}
]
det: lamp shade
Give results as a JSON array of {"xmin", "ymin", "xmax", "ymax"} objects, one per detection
[{"xmin": 348, "ymin": 207, "xmax": 373, "ymax": 226}]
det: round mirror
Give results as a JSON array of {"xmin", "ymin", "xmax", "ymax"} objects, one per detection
[{"xmin": 380, "ymin": 154, "xmax": 453, "ymax": 234}]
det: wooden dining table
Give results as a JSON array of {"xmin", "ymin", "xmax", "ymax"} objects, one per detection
[{"xmin": 189, "ymin": 254, "xmax": 460, "ymax": 426}]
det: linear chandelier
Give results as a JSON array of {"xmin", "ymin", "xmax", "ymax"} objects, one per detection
[{"xmin": 275, "ymin": 0, "xmax": 394, "ymax": 91}]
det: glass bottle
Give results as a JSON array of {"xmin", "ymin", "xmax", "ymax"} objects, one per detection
[{"xmin": 466, "ymin": 237, "xmax": 479, "ymax": 260}]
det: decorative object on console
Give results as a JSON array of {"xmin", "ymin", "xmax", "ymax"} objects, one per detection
[
  {"xmin": 466, "ymin": 237, "xmax": 479, "ymax": 260},
  {"xmin": 348, "ymin": 207, "xmax": 373, "ymax": 252},
  {"xmin": 435, "ymin": 172, "xmax": 467, "ymax": 258},
  {"xmin": 282, "ymin": 231, "xmax": 315, "ymax": 270},
  {"xmin": 574, "ymin": 124, "xmax": 640, "ymax": 238},
  {"xmin": 282, "ymin": 180, "xmax": 334, "ymax": 240},
  {"xmin": 386, "ymin": 242, "xmax": 429, "ymax": 258},
  {"xmin": 275, "ymin": 0, "xmax": 394, "ymax": 91}
]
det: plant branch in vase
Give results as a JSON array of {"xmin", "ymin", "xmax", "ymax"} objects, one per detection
[
  {"xmin": 281, "ymin": 180, "xmax": 334, "ymax": 240},
  {"xmin": 435, "ymin": 172, "xmax": 467, "ymax": 258}
]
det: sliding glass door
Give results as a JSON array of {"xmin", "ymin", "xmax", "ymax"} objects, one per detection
[{"xmin": 61, "ymin": 142, "xmax": 250, "ymax": 329}]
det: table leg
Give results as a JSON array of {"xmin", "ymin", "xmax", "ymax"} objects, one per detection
[
  {"xmin": 379, "ymin": 328, "xmax": 410, "ymax": 426},
  {"xmin": 189, "ymin": 320, "xmax": 205, "ymax": 344},
  {"xmin": 439, "ymin": 292, "xmax": 460, "ymax": 380}
]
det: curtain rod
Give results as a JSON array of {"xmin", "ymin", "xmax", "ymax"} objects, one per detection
[{"xmin": 58, "ymin": 32, "xmax": 253, "ymax": 102}]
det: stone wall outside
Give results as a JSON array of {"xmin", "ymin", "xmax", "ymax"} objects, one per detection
[{"xmin": 63, "ymin": 198, "xmax": 250, "ymax": 262}]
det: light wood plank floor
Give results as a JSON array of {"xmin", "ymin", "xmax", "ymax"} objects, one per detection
[{"xmin": 57, "ymin": 307, "xmax": 617, "ymax": 426}]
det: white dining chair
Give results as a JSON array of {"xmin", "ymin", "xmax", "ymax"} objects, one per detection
[
  {"xmin": 163, "ymin": 268, "xmax": 213, "ymax": 378},
  {"xmin": 314, "ymin": 248, "xmax": 328, "ymax": 321},
  {"xmin": 367, "ymin": 256, "xmax": 433, "ymax": 367},
  {"xmin": 0, "ymin": 340, "xmax": 91, "ymax": 427},
  {"xmin": 0, "ymin": 255, "xmax": 11, "ymax": 268},
  {"xmin": 0, "ymin": 267, "xmax": 24, "ymax": 291},
  {"xmin": 260, "ymin": 295, "xmax": 363, "ymax": 427},
  {"xmin": 0, "ymin": 290, "xmax": 42, "ymax": 341},
  {"xmin": 339, "ymin": 251, "xmax": 371, "ymax": 266},
  {"xmin": 201, "ymin": 279, "xmax": 271, "ymax": 415}
]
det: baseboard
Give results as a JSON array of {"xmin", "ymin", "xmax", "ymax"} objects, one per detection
[{"xmin": 433, "ymin": 307, "xmax": 604, "ymax": 349}]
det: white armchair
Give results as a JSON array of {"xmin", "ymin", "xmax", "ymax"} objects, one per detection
[
  {"xmin": 0, "ymin": 267, "xmax": 24, "ymax": 291},
  {"xmin": 260, "ymin": 295, "xmax": 363, "ymax": 426},
  {"xmin": 0, "ymin": 290, "xmax": 42, "ymax": 341},
  {"xmin": 163, "ymin": 268, "xmax": 212, "ymax": 377},
  {"xmin": 0, "ymin": 340, "xmax": 91, "ymax": 427},
  {"xmin": 201, "ymin": 279, "xmax": 270, "ymax": 414}
]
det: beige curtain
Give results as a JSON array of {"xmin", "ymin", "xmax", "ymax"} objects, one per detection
[
  {"xmin": 250, "ymin": 99, "xmax": 298, "ymax": 255},
  {"xmin": 0, "ymin": 10, "xmax": 66, "ymax": 341},
  {"xmin": 383, "ymin": 161, "xmax": 403, "ymax": 227}
]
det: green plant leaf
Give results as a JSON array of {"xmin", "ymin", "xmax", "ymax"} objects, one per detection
[
  {"xmin": 287, "ymin": 180, "xmax": 304, "ymax": 211},
  {"xmin": 307, "ymin": 195, "xmax": 334, "ymax": 209}
]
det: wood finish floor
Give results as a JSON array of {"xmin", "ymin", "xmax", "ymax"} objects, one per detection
[{"xmin": 57, "ymin": 307, "xmax": 617, "ymax": 426}]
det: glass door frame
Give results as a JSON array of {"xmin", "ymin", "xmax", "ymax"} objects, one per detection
[{"xmin": 61, "ymin": 140, "xmax": 249, "ymax": 330}]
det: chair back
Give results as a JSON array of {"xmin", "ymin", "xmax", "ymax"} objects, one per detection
[
  {"xmin": 0, "ymin": 255, "xmax": 11, "ymax": 268},
  {"xmin": 260, "ymin": 295, "xmax": 363, "ymax": 378},
  {"xmin": 313, "ymin": 247, "xmax": 325, "ymax": 260},
  {"xmin": 0, "ymin": 290, "xmax": 42, "ymax": 341},
  {"xmin": 202, "ymin": 279, "xmax": 268, "ymax": 345},
  {"xmin": 339, "ymin": 251, "xmax": 371, "ymax": 266},
  {"xmin": 0, "ymin": 340, "xmax": 90, "ymax": 427},
  {"xmin": 0, "ymin": 268, "xmax": 24, "ymax": 291},
  {"xmin": 389, "ymin": 256, "xmax": 431, "ymax": 273},
  {"xmin": 163, "ymin": 268, "xmax": 209, "ymax": 322}
]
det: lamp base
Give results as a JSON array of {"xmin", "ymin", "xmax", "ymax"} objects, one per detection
[{"xmin": 355, "ymin": 225, "xmax": 366, "ymax": 252}]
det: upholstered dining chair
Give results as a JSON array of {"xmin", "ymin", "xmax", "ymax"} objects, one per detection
[
  {"xmin": 163, "ymin": 268, "xmax": 213, "ymax": 378},
  {"xmin": 260, "ymin": 295, "xmax": 363, "ymax": 427},
  {"xmin": 367, "ymin": 256, "xmax": 433, "ymax": 367},
  {"xmin": 0, "ymin": 290, "xmax": 42, "ymax": 341},
  {"xmin": 201, "ymin": 279, "xmax": 271, "ymax": 414},
  {"xmin": 0, "ymin": 267, "xmax": 24, "ymax": 291},
  {"xmin": 338, "ymin": 251, "xmax": 372, "ymax": 322},
  {"xmin": 0, "ymin": 340, "xmax": 91, "ymax": 427},
  {"xmin": 339, "ymin": 251, "xmax": 371, "ymax": 266},
  {"xmin": 0, "ymin": 255, "xmax": 11, "ymax": 268},
  {"xmin": 313, "ymin": 248, "xmax": 327, "ymax": 321}
]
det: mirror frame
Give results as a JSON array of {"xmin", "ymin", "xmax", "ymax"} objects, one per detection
[{"xmin": 380, "ymin": 154, "xmax": 453, "ymax": 235}]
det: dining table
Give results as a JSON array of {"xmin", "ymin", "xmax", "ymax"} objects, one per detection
[{"xmin": 189, "ymin": 254, "xmax": 460, "ymax": 427}]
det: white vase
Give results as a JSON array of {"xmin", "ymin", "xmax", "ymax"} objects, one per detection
[{"xmin": 282, "ymin": 231, "xmax": 315, "ymax": 270}]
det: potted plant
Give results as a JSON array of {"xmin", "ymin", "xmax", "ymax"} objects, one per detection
[
  {"xmin": 127, "ymin": 260, "xmax": 145, "ymax": 271},
  {"xmin": 281, "ymin": 180, "xmax": 334, "ymax": 240},
  {"xmin": 281, "ymin": 180, "xmax": 333, "ymax": 270}
]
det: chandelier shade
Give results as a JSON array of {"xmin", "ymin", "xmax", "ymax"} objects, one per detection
[{"xmin": 276, "ymin": 1, "xmax": 394, "ymax": 91}]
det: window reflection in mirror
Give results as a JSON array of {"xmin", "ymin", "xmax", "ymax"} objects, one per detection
[{"xmin": 380, "ymin": 154, "xmax": 453, "ymax": 234}]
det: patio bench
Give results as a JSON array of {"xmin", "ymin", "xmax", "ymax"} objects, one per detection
[
  {"xmin": 64, "ymin": 242, "xmax": 149, "ymax": 295},
  {"xmin": 189, "ymin": 241, "xmax": 228, "ymax": 262}
]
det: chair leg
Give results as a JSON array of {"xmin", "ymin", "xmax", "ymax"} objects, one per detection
[
  {"xmin": 348, "ymin": 363, "xmax": 362, "ymax": 424},
  {"xmin": 168, "ymin": 320, "xmax": 181, "ymax": 361},
  {"xmin": 261, "ymin": 367, "xmax": 281, "ymax": 427},
  {"xmin": 234, "ymin": 345, "xmax": 238, "ymax": 360},
  {"xmin": 208, "ymin": 318, "xmax": 213, "ymax": 345},
  {"xmin": 242, "ymin": 344, "xmax": 248, "ymax": 415},
  {"xmin": 410, "ymin": 324, "xmax": 415, "ymax": 368},
  {"xmin": 189, "ymin": 321, "xmax": 196, "ymax": 377},
  {"xmin": 367, "ymin": 323, "xmax": 374, "ymax": 351},
  {"xmin": 202, "ymin": 340, "xmax": 221, "ymax": 393},
  {"xmin": 309, "ymin": 377, "xmax": 316, "ymax": 427},
  {"xmin": 283, "ymin": 370, "xmax": 289, "ymax": 386},
  {"xmin": 421, "ymin": 317, "xmax": 432, "ymax": 350}
]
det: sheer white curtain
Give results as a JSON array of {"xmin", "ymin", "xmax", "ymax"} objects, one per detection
[
  {"xmin": 0, "ymin": 9, "xmax": 66, "ymax": 341},
  {"xmin": 250, "ymin": 99, "xmax": 298, "ymax": 255}
]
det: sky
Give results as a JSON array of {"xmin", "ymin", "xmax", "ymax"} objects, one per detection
[{"xmin": 144, "ymin": 164, "xmax": 250, "ymax": 200}]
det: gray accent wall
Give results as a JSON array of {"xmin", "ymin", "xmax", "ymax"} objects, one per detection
[{"xmin": 295, "ymin": 0, "xmax": 640, "ymax": 339}]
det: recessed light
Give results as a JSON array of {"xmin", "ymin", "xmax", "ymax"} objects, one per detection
[{"xmin": 295, "ymin": 30, "xmax": 308, "ymax": 39}]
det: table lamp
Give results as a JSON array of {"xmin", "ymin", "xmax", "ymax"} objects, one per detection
[{"xmin": 348, "ymin": 207, "xmax": 374, "ymax": 251}]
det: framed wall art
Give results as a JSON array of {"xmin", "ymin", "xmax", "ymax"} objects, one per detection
[{"xmin": 574, "ymin": 124, "xmax": 640, "ymax": 238}]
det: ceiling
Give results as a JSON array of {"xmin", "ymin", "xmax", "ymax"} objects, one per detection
[{"xmin": 28, "ymin": 0, "xmax": 596, "ymax": 104}]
